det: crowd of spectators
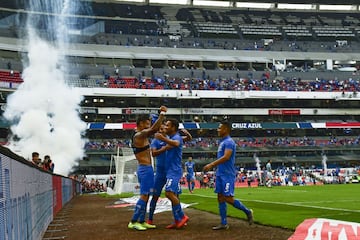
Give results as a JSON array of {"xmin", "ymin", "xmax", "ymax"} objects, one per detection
[
  {"xmin": 2, "ymin": 66, "xmax": 360, "ymax": 93},
  {"xmin": 256, "ymin": 165, "xmax": 360, "ymax": 186},
  {"xmin": 234, "ymin": 136, "xmax": 360, "ymax": 148},
  {"xmin": 77, "ymin": 175, "xmax": 107, "ymax": 193},
  {"xmin": 178, "ymin": 165, "xmax": 360, "ymax": 192},
  {"xmin": 84, "ymin": 135, "xmax": 360, "ymax": 152},
  {"xmin": 95, "ymin": 33, "xmax": 359, "ymax": 53},
  {"xmin": 105, "ymin": 72, "xmax": 360, "ymax": 93},
  {"xmin": 194, "ymin": 165, "xmax": 360, "ymax": 189},
  {"xmin": 84, "ymin": 139, "xmax": 130, "ymax": 151}
]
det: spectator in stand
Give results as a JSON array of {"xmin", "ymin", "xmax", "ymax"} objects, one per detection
[
  {"xmin": 42, "ymin": 155, "xmax": 51, "ymax": 171},
  {"xmin": 49, "ymin": 159, "xmax": 54, "ymax": 173},
  {"xmin": 31, "ymin": 152, "xmax": 41, "ymax": 166},
  {"xmin": 203, "ymin": 121, "xmax": 253, "ymax": 230},
  {"xmin": 127, "ymin": 106, "xmax": 167, "ymax": 231},
  {"xmin": 43, "ymin": 155, "xmax": 54, "ymax": 173}
]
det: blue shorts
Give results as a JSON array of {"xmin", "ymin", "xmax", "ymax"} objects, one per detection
[
  {"xmin": 186, "ymin": 174, "xmax": 195, "ymax": 181},
  {"xmin": 214, "ymin": 175, "xmax": 235, "ymax": 197},
  {"xmin": 165, "ymin": 176, "xmax": 181, "ymax": 194},
  {"xmin": 153, "ymin": 167, "xmax": 167, "ymax": 197},
  {"xmin": 137, "ymin": 165, "xmax": 154, "ymax": 195}
]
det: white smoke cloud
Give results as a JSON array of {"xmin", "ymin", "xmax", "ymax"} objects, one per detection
[{"xmin": 4, "ymin": 4, "xmax": 87, "ymax": 175}]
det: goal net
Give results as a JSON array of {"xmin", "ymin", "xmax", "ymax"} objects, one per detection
[{"xmin": 111, "ymin": 147, "xmax": 139, "ymax": 194}]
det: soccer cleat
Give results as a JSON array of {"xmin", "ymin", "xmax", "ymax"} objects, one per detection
[
  {"xmin": 212, "ymin": 224, "xmax": 229, "ymax": 230},
  {"xmin": 141, "ymin": 222, "xmax": 156, "ymax": 229},
  {"xmin": 247, "ymin": 209, "xmax": 254, "ymax": 225},
  {"xmin": 146, "ymin": 220, "xmax": 154, "ymax": 225},
  {"xmin": 128, "ymin": 221, "xmax": 147, "ymax": 231},
  {"xmin": 176, "ymin": 215, "xmax": 189, "ymax": 229}
]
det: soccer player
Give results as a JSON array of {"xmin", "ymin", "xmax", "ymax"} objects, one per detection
[
  {"xmin": 203, "ymin": 120, "xmax": 253, "ymax": 230},
  {"xmin": 185, "ymin": 156, "xmax": 196, "ymax": 193},
  {"xmin": 155, "ymin": 118, "xmax": 189, "ymax": 229},
  {"xmin": 127, "ymin": 106, "xmax": 167, "ymax": 231},
  {"xmin": 147, "ymin": 125, "xmax": 192, "ymax": 225},
  {"xmin": 147, "ymin": 123, "xmax": 168, "ymax": 225}
]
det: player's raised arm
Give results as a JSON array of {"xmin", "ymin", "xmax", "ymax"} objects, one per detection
[
  {"xmin": 180, "ymin": 128, "xmax": 193, "ymax": 142},
  {"xmin": 138, "ymin": 106, "xmax": 167, "ymax": 139}
]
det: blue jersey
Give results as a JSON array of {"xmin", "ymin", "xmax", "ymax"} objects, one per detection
[
  {"xmin": 151, "ymin": 137, "xmax": 168, "ymax": 197},
  {"xmin": 166, "ymin": 132, "xmax": 183, "ymax": 178},
  {"xmin": 151, "ymin": 137, "xmax": 167, "ymax": 171},
  {"xmin": 216, "ymin": 136, "xmax": 236, "ymax": 178},
  {"xmin": 185, "ymin": 161, "xmax": 195, "ymax": 177}
]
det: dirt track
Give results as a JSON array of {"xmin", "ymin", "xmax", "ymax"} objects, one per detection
[{"xmin": 43, "ymin": 194, "xmax": 294, "ymax": 240}]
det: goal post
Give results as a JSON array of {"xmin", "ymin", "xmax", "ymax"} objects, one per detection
[{"xmin": 112, "ymin": 147, "xmax": 139, "ymax": 194}]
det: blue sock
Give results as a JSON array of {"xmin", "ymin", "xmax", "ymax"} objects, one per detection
[
  {"xmin": 173, "ymin": 204, "xmax": 184, "ymax": 221},
  {"xmin": 131, "ymin": 198, "xmax": 146, "ymax": 222},
  {"xmin": 148, "ymin": 196, "xmax": 158, "ymax": 221},
  {"xmin": 171, "ymin": 205, "xmax": 179, "ymax": 221},
  {"xmin": 219, "ymin": 202, "xmax": 227, "ymax": 225},
  {"xmin": 188, "ymin": 182, "xmax": 191, "ymax": 191},
  {"xmin": 191, "ymin": 182, "xmax": 195, "ymax": 191},
  {"xmin": 233, "ymin": 199, "xmax": 250, "ymax": 215},
  {"xmin": 139, "ymin": 201, "xmax": 147, "ymax": 223}
]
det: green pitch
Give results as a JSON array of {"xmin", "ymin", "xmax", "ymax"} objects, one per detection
[{"xmin": 180, "ymin": 184, "xmax": 360, "ymax": 230}]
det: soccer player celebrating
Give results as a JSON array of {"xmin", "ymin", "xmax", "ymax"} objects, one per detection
[
  {"xmin": 127, "ymin": 106, "xmax": 167, "ymax": 231},
  {"xmin": 148, "ymin": 125, "xmax": 192, "ymax": 225},
  {"xmin": 203, "ymin": 120, "xmax": 254, "ymax": 230},
  {"xmin": 147, "ymin": 123, "xmax": 168, "ymax": 225},
  {"xmin": 155, "ymin": 118, "xmax": 189, "ymax": 229}
]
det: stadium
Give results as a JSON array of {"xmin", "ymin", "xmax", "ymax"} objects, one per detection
[{"xmin": 0, "ymin": 0, "xmax": 359, "ymax": 239}]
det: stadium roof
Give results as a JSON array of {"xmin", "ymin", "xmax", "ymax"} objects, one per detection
[
  {"xmin": 106, "ymin": 0, "xmax": 360, "ymax": 9},
  {"xmin": 109, "ymin": 0, "xmax": 360, "ymax": 4}
]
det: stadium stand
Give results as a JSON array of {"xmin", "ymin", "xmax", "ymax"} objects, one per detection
[{"xmin": 0, "ymin": 1, "xmax": 359, "ymax": 177}]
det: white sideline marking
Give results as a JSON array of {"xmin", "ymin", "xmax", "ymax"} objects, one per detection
[
  {"xmin": 187, "ymin": 193, "xmax": 360, "ymax": 213},
  {"xmin": 251, "ymin": 200, "xmax": 360, "ymax": 213},
  {"xmin": 188, "ymin": 193, "xmax": 216, "ymax": 199},
  {"xmin": 254, "ymin": 188, "xmax": 308, "ymax": 193},
  {"xmin": 292, "ymin": 199, "xmax": 359, "ymax": 204}
]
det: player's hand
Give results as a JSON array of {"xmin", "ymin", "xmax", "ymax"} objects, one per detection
[
  {"xmin": 180, "ymin": 128, "xmax": 190, "ymax": 135},
  {"xmin": 159, "ymin": 105, "xmax": 167, "ymax": 113},
  {"xmin": 203, "ymin": 163, "xmax": 213, "ymax": 172},
  {"xmin": 154, "ymin": 132, "xmax": 166, "ymax": 141}
]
